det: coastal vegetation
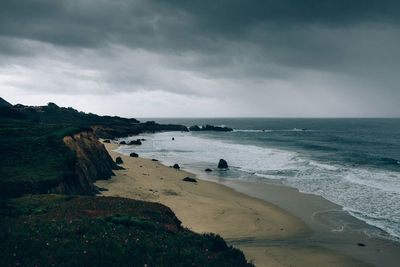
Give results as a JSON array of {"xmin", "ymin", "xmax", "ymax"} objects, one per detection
[
  {"xmin": 0, "ymin": 117, "xmax": 84, "ymax": 198},
  {"xmin": 0, "ymin": 195, "xmax": 252, "ymax": 266},
  {"xmin": 0, "ymin": 98, "xmax": 253, "ymax": 266}
]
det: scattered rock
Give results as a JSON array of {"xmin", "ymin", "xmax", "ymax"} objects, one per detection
[
  {"xmin": 98, "ymin": 187, "xmax": 109, "ymax": 192},
  {"xmin": 141, "ymin": 138, "xmax": 146, "ymax": 141},
  {"xmin": 129, "ymin": 152, "xmax": 139, "ymax": 157},
  {"xmin": 172, "ymin": 137, "xmax": 175, "ymax": 140},
  {"xmin": 152, "ymin": 159, "xmax": 159, "ymax": 161},
  {"xmin": 173, "ymin": 164, "xmax": 180, "ymax": 169},
  {"xmin": 204, "ymin": 168, "xmax": 212, "ymax": 172},
  {"xmin": 182, "ymin": 177, "xmax": 197, "ymax": 183},
  {"xmin": 218, "ymin": 159, "xmax": 228, "ymax": 169},
  {"xmin": 119, "ymin": 141, "xmax": 126, "ymax": 145},
  {"xmin": 115, "ymin": 156, "xmax": 123, "ymax": 164},
  {"xmin": 128, "ymin": 140, "xmax": 142, "ymax": 145},
  {"xmin": 103, "ymin": 139, "xmax": 111, "ymax": 143},
  {"xmin": 357, "ymin": 243, "xmax": 366, "ymax": 247}
]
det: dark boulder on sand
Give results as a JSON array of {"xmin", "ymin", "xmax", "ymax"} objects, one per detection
[
  {"xmin": 129, "ymin": 152, "xmax": 139, "ymax": 157},
  {"xmin": 119, "ymin": 141, "xmax": 126, "ymax": 145},
  {"xmin": 152, "ymin": 159, "xmax": 159, "ymax": 162},
  {"xmin": 116, "ymin": 156, "xmax": 123, "ymax": 164},
  {"xmin": 182, "ymin": 177, "xmax": 197, "ymax": 183},
  {"xmin": 205, "ymin": 168, "xmax": 212, "ymax": 172},
  {"xmin": 218, "ymin": 159, "xmax": 228, "ymax": 169},
  {"xmin": 173, "ymin": 164, "xmax": 180, "ymax": 169},
  {"xmin": 97, "ymin": 187, "xmax": 109, "ymax": 191},
  {"xmin": 172, "ymin": 137, "xmax": 175, "ymax": 140}
]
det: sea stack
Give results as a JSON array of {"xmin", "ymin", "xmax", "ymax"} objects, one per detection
[{"xmin": 218, "ymin": 159, "xmax": 228, "ymax": 169}]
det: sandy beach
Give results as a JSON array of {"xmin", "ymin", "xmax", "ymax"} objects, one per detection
[{"xmin": 94, "ymin": 141, "xmax": 374, "ymax": 266}]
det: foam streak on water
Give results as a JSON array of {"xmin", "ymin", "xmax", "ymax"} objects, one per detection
[{"xmin": 116, "ymin": 130, "xmax": 400, "ymax": 243}]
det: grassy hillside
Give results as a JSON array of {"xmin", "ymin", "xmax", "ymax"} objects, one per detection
[
  {"xmin": 0, "ymin": 99, "xmax": 253, "ymax": 266},
  {"xmin": 0, "ymin": 195, "xmax": 253, "ymax": 267},
  {"xmin": 12, "ymin": 102, "xmax": 141, "ymax": 126},
  {"xmin": 1, "ymin": 101, "xmax": 188, "ymax": 138},
  {"xmin": 0, "ymin": 117, "xmax": 87, "ymax": 198}
]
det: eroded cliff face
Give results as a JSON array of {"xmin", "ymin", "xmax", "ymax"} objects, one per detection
[{"xmin": 50, "ymin": 132, "xmax": 117, "ymax": 195}]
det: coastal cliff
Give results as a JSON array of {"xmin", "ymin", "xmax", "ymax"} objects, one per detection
[
  {"xmin": 0, "ymin": 99, "xmax": 254, "ymax": 266},
  {"xmin": 0, "ymin": 100, "xmax": 188, "ymax": 198},
  {"xmin": 50, "ymin": 132, "xmax": 118, "ymax": 195}
]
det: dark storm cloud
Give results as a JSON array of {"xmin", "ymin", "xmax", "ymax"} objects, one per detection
[
  {"xmin": 1, "ymin": 0, "xmax": 399, "ymax": 116},
  {"xmin": 2, "ymin": 0, "xmax": 399, "ymax": 50}
]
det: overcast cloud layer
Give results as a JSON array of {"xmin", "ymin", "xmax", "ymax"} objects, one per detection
[{"xmin": 1, "ymin": 0, "xmax": 399, "ymax": 117}]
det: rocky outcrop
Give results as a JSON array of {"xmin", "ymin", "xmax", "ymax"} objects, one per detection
[
  {"xmin": 189, "ymin": 125, "xmax": 201, "ymax": 131},
  {"xmin": 218, "ymin": 159, "xmax": 228, "ymax": 169},
  {"xmin": 91, "ymin": 123, "xmax": 188, "ymax": 139},
  {"xmin": 50, "ymin": 132, "xmax": 118, "ymax": 195},
  {"xmin": 128, "ymin": 139, "xmax": 142, "ymax": 145},
  {"xmin": 189, "ymin": 125, "xmax": 233, "ymax": 132},
  {"xmin": 130, "ymin": 152, "xmax": 139, "ymax": 157}
]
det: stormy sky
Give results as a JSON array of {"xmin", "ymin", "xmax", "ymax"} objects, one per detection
[{"xmin": 1, "ymin": 0, "xmax": 400, "ymax": 117}]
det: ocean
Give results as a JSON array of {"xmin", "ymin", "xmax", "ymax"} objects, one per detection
[{"xmin": 115, "ymin": 118, "xmax": 400, "ymax": 243}]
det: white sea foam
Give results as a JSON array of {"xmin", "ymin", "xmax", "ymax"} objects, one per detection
[
  {"xmin": 233, "ymin": 129, "xmax": 271, "ymax": 133},
  {"xmin": 117, "ymin": 131, "xmax": 400, "ymax": 242}
]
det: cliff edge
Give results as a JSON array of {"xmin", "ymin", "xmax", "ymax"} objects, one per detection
[{"xmin": 51, "ymin": 132, "xmax": 118, "ymax": 195}]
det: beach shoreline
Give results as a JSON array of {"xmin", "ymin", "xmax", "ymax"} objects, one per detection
[{"xmin": 96, "ymin": 141, "xmax": 400, "ymax": 266}]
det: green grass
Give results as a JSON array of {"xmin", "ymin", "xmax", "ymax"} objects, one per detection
[
  {"xmin": 0, "ymin": 118, "xmax": 86, "ymax": 198},
  {"xmin": 0, "ymin": 195, "xmax": 253, "ymax": 267},
  {"xmin": 0, "ymin": 106, "xmax": 253, "ymax": 266}
]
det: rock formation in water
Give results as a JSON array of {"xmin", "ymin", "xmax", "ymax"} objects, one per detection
[
  {"xmin": 218, "ymin": 159, "xmax": 228, "ymax": 169},
  {"xmin": 189, "ymin": 124, "xmax": 233, "ymax": 132}
]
